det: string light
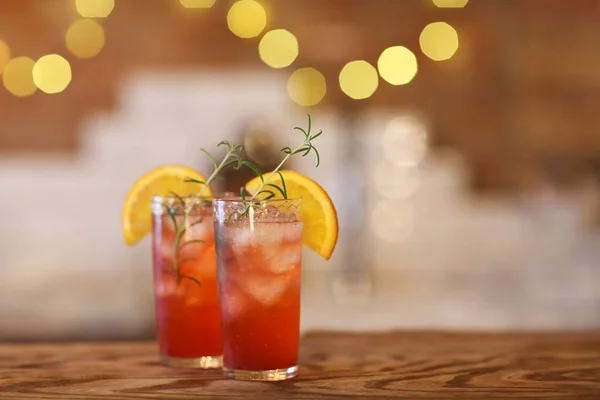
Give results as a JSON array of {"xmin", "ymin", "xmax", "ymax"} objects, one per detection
[
  {"xmin": 419, "ymin": 22, "xmax": 459, "ymax": 61},
  {"xmin": 180, "ymin": 0, "xmax": 216, "ymax": 8},
  {"xmin": 2, "ymin": 57, "xmax": 37, "ymax": 97},
  {"xmin": 259, "ymin": 29, "xmax": 298, "ymax": 68},
  {"xmin": 377, "ymin": 46, "xmax": 418, "ymax": 85},
  {"xmin": 432, "ymin": 0, "xmax": 469, "ymax": 7},
  {"xmin": 287, "ymin": 67, "xmax": 326, "ymax": 106},
  {"xmin": 227, "ymin": 0, "xmax": 267, "ymax": 39},
  {"xmin": 0, "ymin": 41, "xmax": 11, "ymax": 74},
  {"xmin": 339, "ymin": 60, "xmax": 378, "ymax": 100},
  {"xmin": 66, "ymin": 19, "xmax": 105, "ymax": 59},
  {"xmin": 33, "ymin": 55, "xmax": 72, "ymax": 94},
  {"xmin": 75, "ymin": 0, "xmax": 114, "ymax": 18}
]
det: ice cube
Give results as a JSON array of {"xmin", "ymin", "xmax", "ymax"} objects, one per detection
[
  {"xmin": 187, "ymin": 216, "xmax": 213, "ymax": 240},
  {"xmin": 185, "ymin": 292, "xmax": 202, "ymax": 307},
  {"xmin": 158, "ymin": 240, "xmax": 171, "ymax": 259},
  {"xmin": 268, "ymin": 249, "xmax": 301, "ymax": 274},
  {"xmin": 281, "ymin": 223, "xmax": 303, "ymax": 242},
  {"xmin": 254, "ymin": 224, "xmax": 284, "ymax": 247},
  {"xmin": 220, "ymin": 287, "xmax": 246, "ymax": 320},
  {"xmin": 239, "ymin": 274, "xmax": 290, "ymax": 306},
  {"xmin": 155, "ymin": 279, "xmax": 177, "ymax": 297}
]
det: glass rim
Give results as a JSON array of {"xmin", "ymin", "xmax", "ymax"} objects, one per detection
[
  {"xmin": 151, "ymin": 192, "xmax": 239, "ymax": 203},
  {"xmin": 212, "ymin": 196, "xmax": 302, "ymax": 204}
]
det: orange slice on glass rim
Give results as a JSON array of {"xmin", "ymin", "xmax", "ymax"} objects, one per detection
[
  {"xmin": 121, "ymin": 165, "xmax": 211, "ymax": 246},
  {"xmin": 245, "ymin": 170, "xmax": 338, "ymax": 260}
]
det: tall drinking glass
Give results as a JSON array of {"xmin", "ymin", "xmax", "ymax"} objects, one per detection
[
  {"xmin": 151, "ymin": 196, "xmax": 222, "ymax": 368},
  {"xmin": 213, "ymin": 198, "xmax": 303, "ymax": 381}
]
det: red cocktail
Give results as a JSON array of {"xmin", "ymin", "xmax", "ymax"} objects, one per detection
[
  {"xmin": 213, "ymin": 198, "xmax": 302, "ymax": 380},
  {"xmin": 152, "ymin": 197, "xmax": 222, "ymax": 368}
]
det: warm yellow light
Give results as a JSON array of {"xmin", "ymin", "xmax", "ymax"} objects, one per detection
[
  {"xmin": 287, "ymin": 67, "xmax": 326, "ymax": 107},
  {"xmin": 76, "ymin": 0, "xmax": 114, "ymax": 18},
  {"xmin": 227, "ymin": 0, "xmax": 267, "ymax": 39},
  {"xmin": 33, "ymin": 54, "xmax": 72, "ymax": 94},
  {"xmin": 377, "ymin": 46, "xmax": 418, "ymax": 85},
  {"xmin": 420, "ymin": 22, "xmax": 459, "ymax": 61},
  {"xmin": 2, "ymin": 57, "xmax": 37, "ymax": 97},
  {"xmin": 180, "ymin": 0, "xmax": 216, "ymax": 8},
  {"xmin": 432, "ymin": 0, "xmax": 469, "ymax": 7},
  {"xmin": 339, "ymin": 60, "xmax": 378, "ymax": 100},
  {"xmin": 259, "ymin": 29, "xmax": 298, "ymax": 69},
  {"xmin": 66, "ymin": 19, "xmax": 105, "ymax": 59},
  {"xmin": 0, "ymin": 41, "xmax": 11, "ymax": 74}
]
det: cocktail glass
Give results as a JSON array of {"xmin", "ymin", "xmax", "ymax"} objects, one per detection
[
  {"xmin": 151, "ymin": 196, "xmax": 222, "ymax": 368},
  {"xmin": 213, "ymin": 197, "xmax": 303, "ymax": 381}
]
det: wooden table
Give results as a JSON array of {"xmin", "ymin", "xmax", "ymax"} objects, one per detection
[{"xmin": 1, "ymin": 331, "xmax": 599, "ymax": 399}]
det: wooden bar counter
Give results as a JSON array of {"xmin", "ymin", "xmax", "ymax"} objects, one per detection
[{"xmin": 1, "ymin": 331, "xmax": 599, "ymax": 399}]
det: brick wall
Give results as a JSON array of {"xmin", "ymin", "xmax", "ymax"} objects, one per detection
[{"xmin": 1, "ymin": 0, "xmax": 600, "ymax": 192}]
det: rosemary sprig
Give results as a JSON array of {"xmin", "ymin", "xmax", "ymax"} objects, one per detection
[
  {"xmin": 165, "ymin": 141, "xmax": 244, "ymax": 286},
  {"xmin": 234, "ymin": 114, "xmax": 322, "ymax": 218}
]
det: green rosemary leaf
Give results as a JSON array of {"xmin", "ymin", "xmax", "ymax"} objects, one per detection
[
  {"xmin": 180, "ymin": 274, "xmax": 201, "ymax": 287},
  {"xmin": 217, "ymin": 140, "xmax": 232, "ymax": 151},
  {"xmin": 190, "ymin": 218, "xmax": 204, "ymax": 227},
  {"xmin": 165, "ymin": 205, "xmax": 178, "ymax": 230},
  {"xmin": 241, "ymin": 160, "xmax": 263, "ymax": 182},
  {"xmin": 164, "ymin": 262, "xmax": 178, "ymax": 278},
  {"xmin": 276, "ymin": 171, "xmax": 288, "ymax": 198},
  {"xmin": 233, "ymin": 114, "xmax": 321, "ymax": 218},
  {"xmin": 312, "ymin": 145, "xmax": 321, "ymax": 167},
  {"xmin": 222, "ymin": 159, "xmax": 240, "ymax": 170},
  {"xmin": 240, "ymin": 187, "xmax": 246, "ymax": 201},
  {"xmin": 309, "ymin": 130, "xmax": 323, "ymax": 141},
  {"xmin": 265, "ymin": 183, "xmax": 286, "ymax": 198},
  {"xmin": 301, "ymin": 145, "xmax": 312, "ymax": 156},
  {"xmin": 259, "ymin": 189, "xmax": 276, "ymax": 199},
  {"xmin": 179, "ymin": 240, "xmax": 204, "ymax": 251},
  {"xmin": 291, "ymin": 147, "xmax": 305, "ymax": 155},
  {"xmin": 200, "ymin": 148, "xmax": 218, "ymax": 170},
  {"xmin": 184, "ymin": 178, "xmax": 206, "ymax": 185},
  {"xmin": 169, "ymin": 191, "xmax": 187, "ymax": 210},
  {"xmin": 294, "ymin": 126, "xmax": 308, "ymax": 138}
]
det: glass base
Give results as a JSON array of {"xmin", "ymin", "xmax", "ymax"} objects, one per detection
[
  {"xmin": 223, "ymin": 365, "xmax": 298, "ymax": 381},
  {"xmin": 161, "ymin": 355, "xmax": 222, "ymax": 369}
]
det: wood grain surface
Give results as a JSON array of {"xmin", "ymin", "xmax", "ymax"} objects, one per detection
[{"xmin": 0, "ymin": 331, "xmax": 599, "ymax": 399}]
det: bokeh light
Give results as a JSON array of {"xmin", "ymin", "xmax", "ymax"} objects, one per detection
[
  {"xmin": 2, "ymin": 57, "xmax": 37, "ymax": 97},
  {"xmin": 259, "ymin": 29, "xmax": 298, "ymax": 68},
  {"xmin": 33, "ymin": 55, "xmax": 72, "ymax": 94},
  {"xmin": 0, "ymin": 41, "xmax": 11, "ymax": 74},
  {"xmin": 432, "ymin": 0, "xmax": 469, "ymax": 7},
  {"xmin": 373, "ymin": 162, "xmax": 420, "ymax": 200},
  {"xmin": 382, "ymin": 116, "xmax": 428, "ymax": 167},
  {"xmin": 287, "ymin": 67, "xmax": 326, "ymax": 106},
  {"xmin": 66, "ymin": 19, "xmax": 105, "ymax": 59},
  {"xmin": 227, "ymin": 0, "xmax": 267, "ymax": 39},
  {"xmin": 339, "ymin": 60, "xmax": 378, "ymax": 100},
  {"xmin": 179, "ymin": 0, "xmax": 216, "ymax": 8},
  {"xmin": 371, "ymin": 200, "xmax": 415, "ymax": 242},
  {"xmin": 377, "ymin": 46, "xmax": 418, "ymax": 85},
  {"xmin": 419, "ymin": 22, "xmax": 459, "ymax": 61},
  {"xmin": 75, "ymin": 0, "xmax": 114, "ymax": 18}
]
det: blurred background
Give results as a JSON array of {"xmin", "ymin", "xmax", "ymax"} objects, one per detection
[{"xmin": 1, "ymin": 0, "xmax": 600, "ymax": 341}]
